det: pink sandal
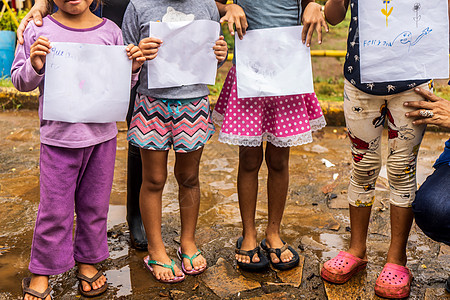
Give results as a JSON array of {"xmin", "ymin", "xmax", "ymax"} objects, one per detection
[
  {"xmin": 374, "ymin": 263, "xmax": 412, "ymax": 299},
  {"xmin": 321, "ymin": 251, "xmax": 368, "ymax": 284}
]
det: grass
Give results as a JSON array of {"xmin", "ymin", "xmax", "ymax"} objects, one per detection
[{"xmin": 0, "ymin": 77, "xmax": 13, "ymax": 88}]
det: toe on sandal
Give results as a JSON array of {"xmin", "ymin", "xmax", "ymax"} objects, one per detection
[
  {"xmin": 143, "ymin": 256, "xmax": 185, "ymax": 283},
  {"xmin": 374, "ymin": 263, "xmax": 413, "ymax": 299},
  {"xmin": 22, "ymin": 277, "xmax": 52, "ymax": 300},
  {"xmin": 76, "ymin": 270, "xmax": 108, "ymax": 297},
  {"xmin": 260, "ymin": 239, "xmax": 300, "ymax": 271},
  {"xmin": 320, "ymin": 251, "xmax": 368, "ymax": 284},
  {"xmin": 235, "ymin": 237, "xmax": 269, "ymax": 272},
  {"xmin": 177, "ymin": 247, "xmax": 207, "ymax": 275}
]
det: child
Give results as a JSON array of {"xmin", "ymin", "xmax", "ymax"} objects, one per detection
[
  {"xmin": 320, "ymin": 0, "xmax": 437, "ymax": 298},
  {"xmin": 122, "ymin": 0, "xmax": 228, "ymax": 283},
  {"xmin": 214, "ymin": 0, "xmax": 327, "ymax": 271},
  {"xmin": 11, "ymin": 0, "xmax": 144, "ymax": 298}
]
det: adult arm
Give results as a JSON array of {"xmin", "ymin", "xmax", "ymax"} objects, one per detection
[
  {"xmin": 324, "ymin": 0, "xmax": 350, "ymax": 26},
  {"xmin": 404, "ymin": 88, "xmax": 450, "ymax": 129},
  {"xmin": 301, "ymin": 0, "xmax": 329, "ymax": 46},
  {"xmin": 215, "ymin": 0, "xmax": 248, "ymax": 39},
  {"xmin": 17, "ymin": 0, "xmax": 49, "ymax": 44}
]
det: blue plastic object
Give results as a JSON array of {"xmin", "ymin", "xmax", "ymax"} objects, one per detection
[{"xmin": 0, "ymin": 31, "xmax": 16, "ymax": 77}]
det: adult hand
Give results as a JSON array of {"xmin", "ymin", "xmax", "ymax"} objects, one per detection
[
  {"xmin": 404, "ymin": 87, "xmax": 450, "ymax": 129},
  {"xmin": 302, "ymin": 2, "xmax": 329, "ymax": 47},
  {"xmin": 220, "ymin": 4, "xmax": 248, "ymax": 40},
  {"xmin": 17, "ymin": 0, "xmax": 49, "ymax": 45}
]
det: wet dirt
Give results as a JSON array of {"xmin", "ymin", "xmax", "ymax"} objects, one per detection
[{"xmin": 0, "ymin": 110, "xmax": 449, "ymax": 299}]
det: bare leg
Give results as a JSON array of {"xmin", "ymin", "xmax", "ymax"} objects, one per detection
[
  {"xmin": 174, "ymin": 148, "xmax": 207, "ymax": 271},
  {"xmin": 386, "ymin": 205, "xmax": 413, "ymax": 266},
  {"xmin": 235, "ymin": 146, "xmax": 263, "ymax": 264},
  {"xmin": 347, "ymin": 205, "xmax": 372, "ymax": 260},
  {"xmin": 140, "ymin": 149, "xmax": 182, "ymax": 281},
  {"xmin": 264, "ymin": 144, "xmax": 293, "ymax": 263},
  {"xmin": 24, "ymin": 275, "xmax": 51, "ymax": 300}
]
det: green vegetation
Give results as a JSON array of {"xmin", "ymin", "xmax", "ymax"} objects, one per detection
[
  {"xmin": 0, "ymin": 77, "xmax": 13, "ymax": 87},
  {"xmin": 0, "ymin": 8, "xmax": 29, "ymax": 31}
]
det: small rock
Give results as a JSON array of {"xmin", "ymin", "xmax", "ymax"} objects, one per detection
[
  {"xmin": 270, "ymin": 255, "xmax": 305, "ymax": 288},
  {"xmin": 159, "ymin": 290, "xmax": 169, "ymax": 297},
  {"xmin": 169, "ymin": 290, "xmax": 186, "ymax": 300}
]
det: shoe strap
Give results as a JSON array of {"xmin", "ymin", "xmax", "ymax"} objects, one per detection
[
  {"xmin": 267, "ymin": 243, "xmax": 289, "ymax": 258},
  {"xmin": 235, "ymin": 246, "xmax": 260, "ymax": 258},
  {"xmin": 76, "ymin": 270, "xmax": 104, "ymax": 285},
  {"xmin": 148, "ymin": 259, "xmax": 176, "ymax": 276},
  {"xmin": 181, "ymin": 250, "xmax": 202, "ymax": 267}
]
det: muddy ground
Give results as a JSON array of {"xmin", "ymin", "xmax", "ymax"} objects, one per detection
[{"xmin": 0, "ymin": 110, "xmax": 449, "ymax": 299}]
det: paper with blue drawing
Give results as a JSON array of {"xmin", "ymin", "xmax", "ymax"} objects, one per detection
[
  {"xmin": 43, "ymin": 42, "xmax": 132, "ymax": 123},
  {"xmin": 147, "ymin": 20, "xmax": 220, "ymax": 89},
  {"xmin": 359, "ymin": 0, "xmax": 449, "ymax": 83},
  {"xmin": 235, "ymin": 25, "xmax": 314, "ymax": 98}
]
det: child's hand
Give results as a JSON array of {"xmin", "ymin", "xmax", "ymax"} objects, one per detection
[
  {"xmin": 213, "ymin": 36, "xmax": 228, "ymax": 63},
  {"xmin": 302, "ymin": 2, "xmax": 329, "ymax": 47},
  {"xmin": 126, "ymin": 44, "xmax": 145, "ymax": 72},
  {"xmin": 30, "ymin": 36, "xmax": 51, "ymax": 72},
  {"xmin": 138, "ymin": 37, "xmax": 163, "ymax": 61}
]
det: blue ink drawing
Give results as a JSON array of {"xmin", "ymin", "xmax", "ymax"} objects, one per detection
[{"xmin": 363, "ymin": 27, "xmax": 432, "ymax": 51}]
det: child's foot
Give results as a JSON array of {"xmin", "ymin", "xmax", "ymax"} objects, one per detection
[
  {"xmin": 235, "ymin": 235, "xmax": 260, "ymax": 264},
  {"xmin": 147, "ymin": 249, "xmax": 184, "ymax": 281},
  {"xmin": 265, "ymin": 235, "xmax": 293, "ymax": 263},
  {"xmin": 346, "ymin": 247, "xmax": 367, "ymax": 261},
  {"xmin": 180, "ymin": 241, "xmax": 207, "ymax": 272},
  {"xmin": 77, "ymin": 263, "xmax": 107, "ymax": 293},
  {"xmin": 23, "ymin": 275, "xmax": 51, "ymax": 300}
]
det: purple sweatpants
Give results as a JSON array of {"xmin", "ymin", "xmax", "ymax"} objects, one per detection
[{"xmin": 29, "ymin": 138, "xmax": 117, "ymax": 275}]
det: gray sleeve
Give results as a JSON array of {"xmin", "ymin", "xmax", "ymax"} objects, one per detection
[{"xmin": 121, "ymin": 1, "xmax": 140, "ymax": 46}]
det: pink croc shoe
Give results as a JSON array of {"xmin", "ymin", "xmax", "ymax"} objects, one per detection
[
  {"xmin": 321, "ymin": 251, "xmax": 368, "ymax": 284},
  {"xmin": 374, "ymin": 263, "xmax": 412, "ymax": 299}
]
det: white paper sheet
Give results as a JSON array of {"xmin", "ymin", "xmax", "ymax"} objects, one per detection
[
  {"xmin": 359, "ymin": 0, "xmax": 449, "ymax": 83},
  {"xmin": 235, "ymin": 25, "xmax": 314, "ymax": 98},
  {"xmin": 43, "ymin": 42, "xmax": 132, "ymax": 123},
  {"xmin": 147, "ymin": 20, "xmax": 220, "ymax": 89}
]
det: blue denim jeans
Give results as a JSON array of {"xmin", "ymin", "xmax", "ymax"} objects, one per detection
[{"xmin": 412, "ymin": 164, "xmax": 450, "ymax": 245}]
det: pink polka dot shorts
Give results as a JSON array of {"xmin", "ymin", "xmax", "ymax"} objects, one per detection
[{"xmin": 213, "ymin": 66, "xmax": 326, "ymax": 147}]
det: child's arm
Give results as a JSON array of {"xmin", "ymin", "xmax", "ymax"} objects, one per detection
[
  {"xmin": 213, "ymin": 36, "xmax": 228, "ymax": 63},
  {"xmin": 301, "ymin": 0, "xmax": 329, "ymax": 46},
  {"xmin": 11, "ymin": 25, "xmax": 49, "ymax": 92},
  {"xmin": 215, "ymin": 0, "xmax": 248, "ymax": 40},
  {"xmin": 324, "ymin": 0, "xmax": 350, "ymax": 26}
]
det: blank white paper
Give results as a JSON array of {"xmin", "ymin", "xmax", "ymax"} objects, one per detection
[
  {"xmin": 235, "ymin": 25, "xmax": 314, "ymax": 98},
  {"xmin": 43, "ymin": 42, "xmax": 132, "ymax": 123},
  {"xmin": 147, "ymin": 20, "xmax": 220, "ymax": 89}
]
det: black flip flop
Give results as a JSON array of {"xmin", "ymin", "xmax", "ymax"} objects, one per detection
[
  {"xmin": 22, "ymin": 277, "xmax": 52, "ymax": 300},
  {"xmin": 77, "ymin": 270, "xmax": 108, "ymax": 298},
  {"xmin": 235, "ymin": 237, "xmax": 269, "ymax": 272},
  {"xmin": 260, "ymin": 238, "xmax": 300, "ymax": 271}
]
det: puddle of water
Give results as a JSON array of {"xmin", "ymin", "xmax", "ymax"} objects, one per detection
[
  {"xmin": 105, "ymin": 265, "xmax": 132, "ymax": 297},
  {"xmin": 107, "ymin": 205, "xmax": 126, "ymax": 230}
]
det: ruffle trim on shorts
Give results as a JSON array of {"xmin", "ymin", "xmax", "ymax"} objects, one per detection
[{"xmin": 213, "ymin": 111, "xmax": 327, "ymax": 147}]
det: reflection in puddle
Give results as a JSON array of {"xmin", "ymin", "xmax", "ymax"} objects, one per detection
[
  {"xmin": 105, "ymin": 265, "xmax": 132, "ymax": 297},
  {"xmin": 320, "ymin": 233, "xmax": 346, "ymax": 260},
  {"xmin": 107, "ymin": 205, "xmax": 126, "ymax": 230}
]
